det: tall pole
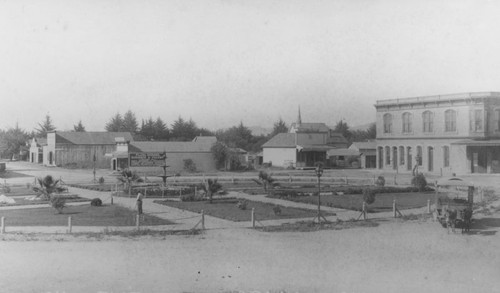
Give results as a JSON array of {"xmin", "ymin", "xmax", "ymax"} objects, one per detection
[{"xmin": 317, "ymin": 174, "xmax": 321, "ymax": 224}]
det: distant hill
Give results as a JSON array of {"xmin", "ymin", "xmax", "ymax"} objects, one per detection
[
  {"xmin": 350, "ymin": 122, "xmax": 375, "ymax": 131},
  {"xmin": 248, "ymin": 126, "xmax": 271, "ymax": 136}
]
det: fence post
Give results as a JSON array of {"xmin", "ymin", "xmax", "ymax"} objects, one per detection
[
  {"xmin": 201, "ymin": 210, "xmax": 205, "ymax": 230},
  {"xmin": 393, "ymin": 199, "xmax": 397, "ymax": 218},
  {"xmin": 251, "ymin": 208, "xmax": 255, "ymax": 228},
  {"xmin": 362, "ymin": 202, "xmax": 366, "ymax": 220},
  {"xmin": 136, "ymin": 215, "xmax": 140, "ymax": 230},
  {"xmin": 67, "ymin": 216, "xmax": 72, "ymax": 234},
  {"xmin": 427, "ymin": 199, "xmax": 431, "ymax": 213},
  {"xmin": 1, "ymin": 217, "xmax": 5, "ymax": 234}
]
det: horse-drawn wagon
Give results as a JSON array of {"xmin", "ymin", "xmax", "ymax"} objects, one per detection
[{"xmin": 434, "ymin": 177, "xmax": 473, "ymax": 233}]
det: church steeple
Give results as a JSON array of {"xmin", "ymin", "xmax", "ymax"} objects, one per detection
[{"xmin": 297, "ymin": 106, "xmax": 302, "ymax": 125}]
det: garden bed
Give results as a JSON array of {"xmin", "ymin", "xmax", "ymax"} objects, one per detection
[
  {"xmin": 1, "ymin": 194, "xmax": 90, "ymax": 207},
  {"xmin": 154, "ymin": 199, "xmax": 333, "ymax": 222},
  {"xmin": 258, "ymin": 219, "xmax": 379, "ymax": 232},
  {"xmin": 267, "ymin": 190, "xmax": 436, "ymax": 212},
  {"xmin": 0, "ymin": 204, "xmax": 172, "ymax": 226}
]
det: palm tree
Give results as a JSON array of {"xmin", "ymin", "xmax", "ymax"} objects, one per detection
[
  {"xmin": 258, "ymin": 171, "xmax": 275, "ymax": 192},
  {"xmin": 32, "ymin": 175, "xmax": 67, "ymax": 214},
  {"xmin": 202, "ymin": 179, "xmax": 222, "ymax": 203},
  {"xmin": 117, "ymin": 169, "xmax": 143, "ymax": 195}
]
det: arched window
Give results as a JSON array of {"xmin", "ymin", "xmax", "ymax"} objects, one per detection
[
  {"xmin": 422, "ymin": 111, "xmax": 433, "ymax": 132},
  {"xmin": 399, "ymin": 146, "xmax": 405, "ymax": 165},
  {"xmin": 383, "ymin": 114, "xmax": 392, "ymax": 133},
  {"xmin": 385, "ymin": 146, "xmax": 390, "ymax": 165},
  {"xmin": 402, "ymin": 112, "xmax": 412, "ymax": 133},
  {"xmin": 445, "ymin": 110, "xmax": 456, "ymax": 132},
  {"xmin": 443, "ymin": 146, "xmax": 450, "ymax": 167}
]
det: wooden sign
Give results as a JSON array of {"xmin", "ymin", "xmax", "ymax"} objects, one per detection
[{"xmin": 129, "ymin": 152, "xmax": 166, "ymax": 167}]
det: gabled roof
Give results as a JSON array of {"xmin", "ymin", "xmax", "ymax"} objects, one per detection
[
  {"xmin": 55, "ymin": 132, "xmax": 134, "ymax": 145},
  {"xmin": 290, "ymin": 122, "xmax": 330, "ymax": 133},
  {"xmin": 262, "ymin": 133, "xmax": 296, "ymax": 148},
  {"xmin": 327, "ymin": 132, "xmax": 349, "ymax": 145},
  {"xmin": 129, "ymin": 136, "xmax": 217, "ymax": 153},
  {"xmin": 350, "ymin": 141, "xmax": 376, "ymax": 150}
]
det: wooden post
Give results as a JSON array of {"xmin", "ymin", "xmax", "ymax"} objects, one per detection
[
  {"xmin": 67, "ymin": 216, "xmax": 72, "ymax": 234},
  {"xmin": 201, "ymin": 210, "xmax": 205, "ymax": 230},
  {"xmin": 144, "ymin": 187, "xmax": 147, "ymax": 198},
  {"xmin": 362, "ymin": 202, "xmax": 366, "ymax": 220},
  {"xmin": 427, "ymin": 199, "xmax": 431, "ymax": 213},
  {"xmin": 111, "ymin": 194, "xmax": 114, "ymax": 205},
  {"xmin": 393, "ymin": 199, "xmax": 397, "ymax": 218},
  {"xmin": 136, "ymin": 215, "xmax": 140, "ymax": 230},
  {"xmin": 251, "ymin": 208, "xmax": 255, "ymax": 228},
  {"xmin": 1, "ymin": 217, "xmax": 5, "ymax": 234}
]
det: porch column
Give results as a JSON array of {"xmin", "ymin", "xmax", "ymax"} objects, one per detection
[{"xmin": 487, "ymin": 149, "xmax": 492, "ymax": 174}]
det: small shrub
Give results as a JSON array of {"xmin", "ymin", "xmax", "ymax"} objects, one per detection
[
  {"xmin": 180, "ymin": 193, "xmax": 204, "ymax": 202},
  {"xmin": 411, "ymin": 173, "xmax": 427, "ymax": 191},
  {"xmin": 91, "ymin": 198, "xmax": 103, "ymax": 207},
  {"xmin": 2, "ymin": 185, "xmax": 11, "ymax": 193},
  {"xmin": 375, "ymin": 176, "xmax": 385, "ymax": 187},
  {"xmin": 236, "ymin": 199, "xmax": 248, "ymax": 210},
  {"xmin": 98, "ymin": 177, "xmax": 105, "ymax": 184},
  {"xmin": 273, "ymin": 205, "xmax": 282, "ymax": 215},
  {"xmin": 363, "ymin": 188, "xmax": 376, "ymax": 205},
  {"xmin": 50, "ymin": 196, "xmax": 66, "ymax": 214}
]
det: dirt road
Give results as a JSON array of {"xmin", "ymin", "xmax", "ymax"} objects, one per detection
[{"xmin": 1, "ymin": 219, "xmax": 499, "ymax": 293}]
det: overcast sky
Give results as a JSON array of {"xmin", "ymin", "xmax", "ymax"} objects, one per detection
[{"xmin": 1, "ymin": 0, "xmax": 499, "ymax": 133}]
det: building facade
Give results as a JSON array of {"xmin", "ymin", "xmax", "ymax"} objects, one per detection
[{"xmin": 376, "ymin": 92, "xmax": 500, "ymax": 175}]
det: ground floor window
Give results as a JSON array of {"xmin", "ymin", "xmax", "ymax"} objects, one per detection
[
  {"xmin": 428, "ymin": 147, "xmax": 434, "ymax": 172},
  {"xmin": 385, "ymin": 146, "xmax": 390, "ymax": 165},
  {"xmin": 399, "ymin": 146, "xmax": 405, "ymax": 165}
]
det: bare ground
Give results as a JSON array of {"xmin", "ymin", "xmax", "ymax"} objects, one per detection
[{"xmin": 1, "ymin": 215, "xmax": 500, "ymax": 293}]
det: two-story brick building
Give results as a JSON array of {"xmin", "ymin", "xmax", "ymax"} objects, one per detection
[{"xmin": 376, "ymin": 92, "xmax": 500, "ymax": 175}]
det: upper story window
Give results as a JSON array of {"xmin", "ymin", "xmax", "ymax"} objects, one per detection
[
  {"xmin": 494, "ymin": 109, "xmax": 500, "ymax": 132},
  {"xmin": 470, "ymin": 109, "xmax": 483, "ymax": 131},
  {"xmin": 383, "ymin": 114, "xmax": 392, "ymax": 133},
  {"xmin": 402, "ymin": 112, "xmax": 412, "ymax": 133},
  {"xmin": 422, "ymin": 111, "xmax": 433, "ymax": 133},
  {"xmin": 444, "ymin": 109, "xmax": 456, "ymax": 132}
]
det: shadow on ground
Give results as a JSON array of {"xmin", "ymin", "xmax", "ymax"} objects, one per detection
[
  {"xmin": 0, "ymin": 171, "xmax": 34, "ymax": 179},
  {"xmin": 467, "ymin": 217, "xmax": 500, "ymax": 236}
]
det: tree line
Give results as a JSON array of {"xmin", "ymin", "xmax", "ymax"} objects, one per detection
[{"xmin": 0, "ymin": 111, "xmax": 375, "ymax": 161}]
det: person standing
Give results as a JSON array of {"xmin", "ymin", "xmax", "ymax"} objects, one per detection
[{"xmin": 136, "ymin": 192, "xmax": 144, "ymax": 215}]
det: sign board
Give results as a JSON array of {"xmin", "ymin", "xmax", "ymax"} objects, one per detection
[{"xmin": 129, "ymin": 152, "xmax": 166, "ymax": 167}]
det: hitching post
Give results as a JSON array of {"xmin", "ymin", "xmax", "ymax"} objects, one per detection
[{"xmin": 136, "ymin": 215, "xmax": 140, "ymax": 230}]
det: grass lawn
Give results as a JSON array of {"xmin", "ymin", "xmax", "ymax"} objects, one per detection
[
  {"xmin": 275, "ymin": 192, "xmax": 436, "ymax": 212},
  {"xmin": 0, "ymin": 204, "xmax": 172, "ymax": 226},
  {"xmin": 154, "ymin": 199, "xmax": 334, "ymax": 222}
]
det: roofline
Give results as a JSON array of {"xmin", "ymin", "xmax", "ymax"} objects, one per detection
[{"xmin": 375, "ymin": 92, "xmax": 500, "ymax": 107}]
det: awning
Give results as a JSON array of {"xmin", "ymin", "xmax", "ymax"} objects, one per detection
[
  {"xmin": 451, "ymin": 139, "xmax": 500, "ymax": 146},
  {"xmin": 296, "ymin": 145, "xmax": 335, "ymax": 152},
  {"xmin": 327, "ymin": 148, "xmax": 360, "ymax": 157}
]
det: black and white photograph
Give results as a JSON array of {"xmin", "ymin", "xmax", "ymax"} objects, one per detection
[{"xmin": 1, "ymin": 1, "xmax": 500, "ymax": 292}]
